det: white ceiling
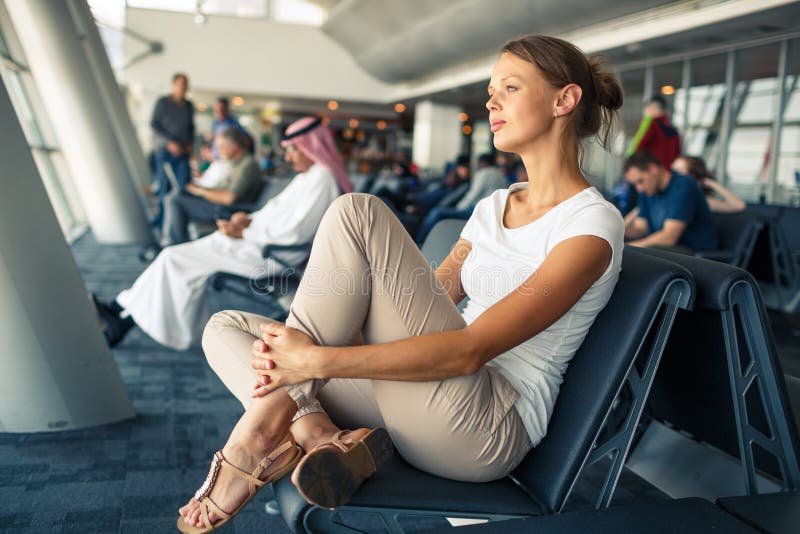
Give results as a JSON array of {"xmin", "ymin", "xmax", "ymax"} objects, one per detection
[{"xmin": 320, "ymin": 0, "xmax": 676, "ymax": 83}]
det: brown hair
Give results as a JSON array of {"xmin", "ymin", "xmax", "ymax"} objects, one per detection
[
  {"xmin": 679, "ymin": 155, "xmax": 714, "ymax": 181},
  {"xmin": 676, "ymin": 155, "xmax": 714, "ymax": 193},
  {"xmin": 501, "ymin": 35, "xmax": 623, "ymax": 151}
]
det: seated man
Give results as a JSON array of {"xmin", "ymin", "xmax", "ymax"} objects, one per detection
[
  {"xmin": 623, "ymin": 150, "xmax": 718, "ymax": 253},
  {"xmin": 162, "ymin": 127, "xmax": 262, "ymax": 246},
  {"xmin": 95, "ymin": 116, "xmax": 352, "ymax": 350},
  {"xmin": 416, "ymin": 152, "xmax": 507, "ymax": 243}
]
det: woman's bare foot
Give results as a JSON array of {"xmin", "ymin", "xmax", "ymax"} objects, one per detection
[
  {"xmin": 178, "ymin": 432, "xmax": 288, "ymax": 528},
  {"xmin": 178, "ymin": 390, "xmax": 298, "ymax": 530}
]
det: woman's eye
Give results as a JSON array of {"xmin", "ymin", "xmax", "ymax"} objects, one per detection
[{"xmin": 506, "ymin": 85, "xmax": 517, "ymax": 92}]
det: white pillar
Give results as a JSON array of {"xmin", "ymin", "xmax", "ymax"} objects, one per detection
[
  {"xmin": 412, "ymin": 100, "xmax": 462, "ymax": 173},
  {"xmin": 6, "ymin": 0, "xmax": 153, "ymax": 244},
  {"xmin": 69, "ymin": 0, "xmax": 154, "ymax": 192},
  {"xmin": 0, "ymin": 79, "xmax": 135, "ymax": 433}
]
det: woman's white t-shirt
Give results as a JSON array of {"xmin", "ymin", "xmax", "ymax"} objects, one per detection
[{"xmin": 460, "ymin": 182, "xmax": 624, "ymax": 446}]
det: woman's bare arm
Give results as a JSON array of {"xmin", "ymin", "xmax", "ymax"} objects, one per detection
[
  {"xmin": 703, "ymin": 179, "xmax": 745, "ymax": 213},
  {"xmin": 254, "ymin": 235, "xmax": 612, "ymax": 392},
  {"xmin": 434, "ymin": 239, "xmax": 472, "ymax": 305}
]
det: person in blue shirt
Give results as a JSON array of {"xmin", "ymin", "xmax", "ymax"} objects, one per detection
[
  {"xmin": 211, "ymin": 97, "xmax": 248, "ymax": 159},
  {"xmin": 623, "ymin": 150, "xmax": 718, "ymax": 253}
]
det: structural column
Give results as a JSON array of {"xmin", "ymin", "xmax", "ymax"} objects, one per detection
[
  {"xmin": 0, "ymin": 79, "xmax": 135, "ymax": 432},
  {"xmin": 6, "ymin": 0, "xmax": 152, "ymax": 244},
  {"xmin": 413, "ymin": 100, "xmax": 462, "ymax": 173},
  {"xmin": 69, "ymin": 0, "xmax": 154, "ymax": 192}
]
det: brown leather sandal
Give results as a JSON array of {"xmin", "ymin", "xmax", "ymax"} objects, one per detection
[
  {"xmin": 177, "ymin": 433, "xmax": 303, "ymax": 533},
  {"xmin": 291, "ymin": 427, "xmax": 393, "ymax": 509}
]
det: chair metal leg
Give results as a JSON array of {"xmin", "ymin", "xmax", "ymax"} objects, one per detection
[
  {"xmin": 722, "ymin": 280, "xmax": 800, "ymax": 493},
  {"xmin": 563, "ymin": 278, "xmax": 693, "ymax": 510}
]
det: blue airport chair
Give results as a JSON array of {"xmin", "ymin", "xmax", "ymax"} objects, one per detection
[
  {"xmin": 695, "ymin": 212, "xmax": 764, "ymax": 269},
  {"xmin": 208, "ymin": 242, "xmax": 312, "ymax": 321},
  {"xmin": 633, "ymin": 248, "xmax": 800, "ymax": 495},
  {"xmin": 429, "ymin": 498, "xmax": 759, "ymax": 534},
  {"xmin": 716, "ymin": 491, "xmax": 800, "ymax": 534},
  {"xmin": 272, "ymin": 240, "xmax": 694, "ymax": 532},
  {"xmin": 744, "ymin": 204, "xmax": 799, "ymax": 312}
]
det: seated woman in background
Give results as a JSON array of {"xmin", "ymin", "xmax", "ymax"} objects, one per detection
[
  {"xmin": 672, "ymin": 155, "xmax": 746, "ymax": 213},
  {"xmin": 94, "ymin": 117, "xmax": 351, "ymax": 351},
  {"xmin": 178, "ymin": 35, "xmax": 624, "ymax": 533}
]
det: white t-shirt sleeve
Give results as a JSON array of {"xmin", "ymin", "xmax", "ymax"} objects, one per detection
[
  {"xmin": 550, "ymin": 203, "xmax": 624, "ymax": 276},
  {"xmin": 460, "ymin": 195, "xmax": 491, "ymax": 243}
]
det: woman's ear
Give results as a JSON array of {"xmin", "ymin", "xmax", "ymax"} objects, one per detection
[{"xmin": 554, "ymin": 84, "xmax": 582, "ymax": 118}]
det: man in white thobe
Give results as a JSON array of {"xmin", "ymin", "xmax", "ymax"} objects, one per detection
[{"xmin": 96, "ymin": 116, "xmax": 352, "ymax": 350}]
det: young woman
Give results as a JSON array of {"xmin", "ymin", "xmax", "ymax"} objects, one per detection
[
  {"xmin": 672, "ymin": 155, "xmax": 746, "ymax": 213},
  {"xmin": 177, "ymin": 34, "xmax": 625, "ymax": 532}
]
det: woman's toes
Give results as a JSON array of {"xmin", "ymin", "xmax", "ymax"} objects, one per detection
[
  {"xmin": 189, "ymin": 508, "xmax": 201, "ymax": 526},
  {"xmin": 179, "ymin": 500, "xmax": 196, "ymax": 518}
]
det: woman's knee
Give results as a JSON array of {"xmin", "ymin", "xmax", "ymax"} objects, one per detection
[
  {"xmin": 201, "ymin": 310, "xmax": 249, "ymax": 358},
  {"xmin": 326, "ymin": 192, "xmax": 390, "ymax": 225}
]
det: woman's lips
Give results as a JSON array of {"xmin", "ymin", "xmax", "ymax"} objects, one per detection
[{"xmin": 490, "ymin": 120, "xmax": 505, "ymax": 133}]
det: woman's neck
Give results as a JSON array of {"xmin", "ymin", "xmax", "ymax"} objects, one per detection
[{"xmin": 518, "ymin": 138, "xmax": 588, "ymax": 208}]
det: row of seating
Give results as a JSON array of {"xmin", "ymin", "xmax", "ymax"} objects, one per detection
[
  {"xmin": 697, "ymin": 205, "xmax": 799, "ymax": 313},
  {"xmin": 260, "ymin": 219, "xmax": 800, "ymax": 533}
]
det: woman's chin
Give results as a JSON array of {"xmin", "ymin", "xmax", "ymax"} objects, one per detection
[{"xmin": 492, "ymin": 136, "xmax": 515, "ymax": 153}]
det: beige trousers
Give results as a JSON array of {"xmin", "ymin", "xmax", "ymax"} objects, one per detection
[{"xmin": 202, "ymin": 193, "xmax": 531, "ymax": 482}]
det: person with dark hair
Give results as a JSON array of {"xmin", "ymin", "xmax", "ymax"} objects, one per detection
[
  {"xmin": 625, "ymin": 93, "xmax": 681, "ymax": 169},
  {"xmin": 94, "ymin": 117, "xmax": 350, "ymax": 352},
  {"xmin": 415, "ymin": 152, "xmax": 507, "ymax": 243},
  {"xmin": 211, "ymin": 97, "xmax": 249, "ymax": 158},
  {"xmin": 672, "ymin": 155, "xmax": 745, "ymax": 213},
  {"xmin": 151, "ymin": 72, "xmax": 195, "ymax": 229},
  {"xmin": 178, "ymin": 35, "xmax": 624, "ymax": 532},
  {"xmin": 161, "ymin": 127, "xmax": 263, "ymax": 246},
  {"xmin": 624, "ymin": 150, "xmax": 717, "ymax": 253}
]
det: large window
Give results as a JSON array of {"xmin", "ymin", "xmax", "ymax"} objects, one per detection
[
  {"xmin": 0, "ymin": 4, "xmax": 85, "ymax": 241},
  {"xmin": 612, "ymin": 33, "xmax": 800, "ymax": 205},
  {"xmin": 778, "ymin": 40, "xmax": 800, "ymax": 205},
  {"xmin": 683, "ymin": 53, "xmax": 728, "ymax": 173},
  {"xmin": 726, "ymin": 43, "xmax": 781, "ymax": 201}
]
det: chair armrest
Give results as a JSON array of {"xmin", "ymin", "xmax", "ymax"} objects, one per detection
[
  {"xmin": 261, "ymin": 242, "xmax": 313, "ymax": 270},
  {"xmin": 694, "ymin": 250, "xmax": 734, "ymax": 263},
  {"xmin": 261, "ymin": 242, "xmax": 313, "ymax": 257}
]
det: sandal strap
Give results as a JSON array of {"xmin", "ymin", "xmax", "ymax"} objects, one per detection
[
  {"xmin": 199, "ymin": 496, "xmax": 231, "ymax": 529},
  {"xmin": 192, "ymin": 435, "xmax": 299, "ymax": 512},
  {"xmin": 310, "ymin": 430, "xmax": 353, "ymax": 454}
]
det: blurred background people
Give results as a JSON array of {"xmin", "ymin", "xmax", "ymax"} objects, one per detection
[
  {"xmin": 150, "ymin": 72, "xmax": 195, "ymax": 229},
  {"xmin": 623, "ymin": 150, "xmax": 717, "ymax": 254},
  {"xmin": 672, "ymin": 155, "xmax": 746, "ymax": 213},
  {"xmin": 94, "ymin": 116, "xmax": 350, "ymax": 351}
]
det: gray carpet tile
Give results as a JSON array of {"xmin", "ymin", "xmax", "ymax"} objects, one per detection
[{"xmin": 1, "ymin": 232, "xmax": 289, "ymax": 533}]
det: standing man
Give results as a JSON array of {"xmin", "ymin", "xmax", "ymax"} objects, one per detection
[
  {"xmin": 625, "ymin": 94, "xmax": 681, "ymax": 169},
  {"xmin": 151, "ymin": 72, "xmax": 195, "ymax": 228}
]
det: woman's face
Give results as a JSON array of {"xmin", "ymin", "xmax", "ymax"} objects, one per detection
[
  {"xmin": 284, "ymin": 144, "xmax": 314, "ymax": 172},
  {"xmin": 486, "ymin": 52, "xmax": 560, "ymax": 153}
]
